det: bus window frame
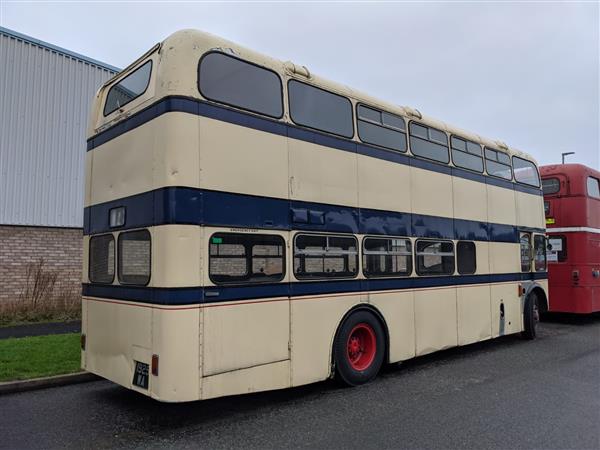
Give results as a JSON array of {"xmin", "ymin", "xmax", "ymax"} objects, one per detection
[
  {"xmin": 117, "ymin": 229, "xmax": 152, "ymax": 287},
  {"xmin": 362, "ymin": 235, "xmax": 413, "ymax": 278},
  {"xmin": 293, "ymin": 232, "xmax": 359, "ymax": 280},
  {"xmin": 89, "ymin": 233, "xmax": 115, "ymax": 284},
  {"xmin": 208, "ymin": 232, "xmax": 286, "ymax": 286},
  {"xmin": 512, "ymin": 156, "xmax": 541, "ymax": 188},
  {"xmin": 450, "ymin": 135, "xmax": 484, "ymax": 174},
  {"xmin": 415, "ymin": 239, "xmax": 455, "ymax": 276},
  {"xmin": 287, "ymin": 79, "xmax": 355, "ymax": 139},
  {"xmin": 484, "ymin": 147, "xmax": 513, "ymax": 181},
  {"xmin": 198, "ymin": 51, "xmax": 285, "ymax": 120},
  {"xmin": 103, "ymin": 60, "xmax": 153, "ymax": 117},
  {"xmin": 356, "ymin": 103, "xmax": 408, "ymax": 153},
  {"xmin": 407, "ymin": 121, "xmax": 451, "ymax": 165}
]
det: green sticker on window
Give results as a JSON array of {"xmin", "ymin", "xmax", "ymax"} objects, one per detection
[{"xmin": 211, "ymin": 237, "xmax": 223, "ymax": 244}]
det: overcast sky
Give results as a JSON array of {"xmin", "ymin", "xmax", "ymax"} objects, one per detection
[{"xmin": 2, "ymin": 1, "xmax": 598, "ymax": 169}]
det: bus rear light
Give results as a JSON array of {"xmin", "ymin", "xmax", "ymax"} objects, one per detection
[
  {"xmin": 151, "ymin": 354, "xmax": 159, "ymax": 376},
  {"xmin": 80, "ymin": 334, "xmax": 86, "ymax": 351},
  {"xmin": 518, "ymin": 284, "xmax": 524, "ymax": 296}
]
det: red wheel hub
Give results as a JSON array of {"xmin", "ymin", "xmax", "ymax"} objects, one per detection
[{"xmin": 346, "ymin": 323, "xmax": 376, "ymax": 371}]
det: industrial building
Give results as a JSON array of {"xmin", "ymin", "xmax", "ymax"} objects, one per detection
[{"xmin": 0, "ymin": 27, "xmax": 119, "ymax": 309}]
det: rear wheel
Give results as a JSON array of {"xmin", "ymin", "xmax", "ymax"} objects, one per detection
[
  {"xmin": 334, "ymin": 310, "xmax": 385, "ymax": 386},
  {"xmin": 522, "ymin": 291, "xmax": 539, "ymax": 340}
]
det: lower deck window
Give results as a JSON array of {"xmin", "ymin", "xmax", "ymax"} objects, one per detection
[
  {"xmin": 294, "ymin": 234, "xmax": 358, "ymax": 279},
  {"xmin": 363, "ymin": 237, "xmax": 412, "ymax": 277},
  {"xmin": 209, "ymin": 233, "xmax": 285, "ymax": 284},
  {"xmin": 416, "ymin": 240, "xmax": 455, "ymax": 276},
  {"xmin": 89, "ymin": 234, "xmax": 115, "ymax": 283},
  {"xmin": 520, "ymin": 235, "xmax": 532, "ymax": 272},
  {"xmin": 534, "ymin": 235, "xmax": 547, "ymax": 271},
  {"xmin": 118, "ymin": 230, "xmax": 151, "ymax": 285},
  {"xmin": 457, "ymin": 241, "xmax": 476, "ymax": 275}
]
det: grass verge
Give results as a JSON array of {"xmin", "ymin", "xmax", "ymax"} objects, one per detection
[{"xmin": 0, "ymin": 333, "xmax": 81, "ymax": 382}]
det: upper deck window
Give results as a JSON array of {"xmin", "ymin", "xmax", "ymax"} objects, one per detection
[
  {"xmin": 408, "ymin": 122, "xmax": 450, "ymax": 164},
  {"xmin": 104, "ymin": 61, "xmax": 152, "ymax": 116},
  {"xmin": 288, "ymin": 80, "xmax": 354, "ymax": 138},
  {"xmin": 199, "ymin": 52, "xmax": 283, "ymax": 118},
  {"xmin": 542, "ymin": 178, "xmax": 560, "ymax": 195},
  {"xmin": 513, "ymin": 157, "xmax": 540, "ymax": 187},
  {"xmin": 357, "ymin": 105, "xmax": 407, "ymax": 152},
  {"xmin": 451, "ymin": 136, "xmax": 483, "ymax": 172},
  {"xmin": 587, "ymin": 176, "xmax": 600, "ymax": 198},
  {"xmin": 484, "ymin": 147, "xmax": 512, "ymax": 180}
]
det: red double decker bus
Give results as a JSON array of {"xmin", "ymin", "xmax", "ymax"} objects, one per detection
[{"xmin": 541, "ymin": 163, "xmax": 600, "ymax": 313}]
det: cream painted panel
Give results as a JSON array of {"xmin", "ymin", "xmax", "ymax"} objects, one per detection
[
  {"xmin": 153, "ymin": 112, "xmax": 200, "ymax": 189},
  {"xmin": 199, "ymin": 117, "xmax": 288, "ymax": 199},
  {"xmin": 487, "ymin": 184, "xmax": 516, "ymax": 225},
  {"xmin": 290, "ymin": 295, "xmax": 359, "ymax": 386},
  {"xmin": 453, "ymin": 176, "xmax": 487, "ymax": 222},
  {"xmin": 410, "ymin": 166, "xmax": 453, "ymax": 218},
  {"xmin": 203, "ymin": 300, "xmax": 289, "ymax": 376},
  {"xmin": 201, "ymin": 360, "xmax": 290, "ymax": 400},
  {"xmin": 151, "ymin": 308, "xmax": 200, "ymax": 402},
  {"xmin": 357, "ymin": 154, "xmax": 411, "ymax": 212},
  {"xmin": 489, "ymin": 242, "xmax": 520, "ymax": 274},
  {"xmin": 84, "ymin": 299, "xmax": 152, "ymax": 389},
  {"xmin": 289, "ymin": 139, "xmax": 358, "ymax": 206},
  {"xmin": 457, "ymin": 286, "xmax": 492, "ymax": 345},
  {"xmin": 475, "ymin": 241, "xmax": 490, "ymax": 275},
  {"xmin": 515, "ymin": 191, "xmax": 545, "ymax": 229},
  {"xmin": 82, "ymin": 236, "xmax": 90, "ymax": 283},
  {"xmin": 414, "ymin": 288, "xmax": 458, "ymax": 356},
  {"xmin": 370, "ymin": 291, "xmax": 415, "ymax": 362},
  {"xmin": 491, "ymin": 283, "xmax": 522, "ymax": 337},
  {"xmin": 84, "ymin": 152, "xmax": 93, "ymax": 208},
  {"xmin": 151, "ymin": 225, "xmax": 202, "ymax": 287}
]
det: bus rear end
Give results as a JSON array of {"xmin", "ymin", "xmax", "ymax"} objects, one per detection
[{"xmin": 541, "ymin": 164, "xmax": 600, "ymax": 313}]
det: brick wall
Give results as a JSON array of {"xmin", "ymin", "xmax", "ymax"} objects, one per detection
[{"xmin": 0, "ymin": 225, "xmax": 82, "ymax": 306}]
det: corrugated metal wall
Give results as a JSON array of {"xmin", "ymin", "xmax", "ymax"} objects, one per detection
[{"xmin": 0, "ymin": 28, "xmax": 118, "ymax": 228}]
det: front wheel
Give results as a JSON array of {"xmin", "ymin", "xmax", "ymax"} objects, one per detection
[
  {"xmin": 334, "ymin": 310, "xmax": 385, "ymax": 386},
  {"xmin": 522, "ymin": 291, "xmax": 540, "ymax": 340}
]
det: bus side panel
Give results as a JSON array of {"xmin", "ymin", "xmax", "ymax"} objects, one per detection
[
  {"xmin": 290, "ymin": 295, "xmax": 360, "ymax": 387},
  {"xmin": 199, "ymin": 118, "xmax": 288, "ymax": 199},
  {"xmin": 83, "ymin": 299, "xmax": 152, "ymax": 390},
  {"xmin": 152, "ymin": 225, "xmax": 202, "ymax": 288},
  {"xmin": 151, "ymin": 308, "xmax": 200, "ymax": 402},
  {"xmin": 357, "ymin": 153, "xmax": 411, "ymax": 213},
  {"xmin": 410, "ymin": 166, "xmax": 453, "ymax": 219},
  {"xmin": 370, "ymin": 291, "xmax": 416, "ymax": 363},
  {"xmin": 288, "ymin": 139, "xmax": 358, "ymax": 207},
  {"xmin": 487, "ymin": 184, "xmax": 516, "ymax": 226},
  {"xmin": 457, "ymin": 285, "xmax": 492, "ymax": 345},
  {"xmin": 490, "ymin": 284, "xmax": 522, "ymax": 336},
  {"xmin": 414, "ymin": 288, "xmax": 457, "ymax": 356},
  {"xmin": 202, "ymin": 300, "xmax": 290, "ymax": 377},
  {"xmin": 515, "ymin": 191, "xmax": 544, "ymax": 230},
  {"xmin": 453, "ymin": 176, "xmax": 488, "ymax": 223}
]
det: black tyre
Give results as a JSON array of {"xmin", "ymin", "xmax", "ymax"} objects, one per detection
[
  {"xmin": 334, "ymin": 310, "xmax": 386, "ymax": 386},
  {"xmin": 522, "ymin": 291, "xmax": 540, "ymax": 340}
]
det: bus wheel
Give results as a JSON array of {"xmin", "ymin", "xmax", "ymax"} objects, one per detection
[
  {"xmin": 334, "ymin": 310, "xmax": 385, "ymax": 386},
  {"xmin": 522, "ymin": 291, "xmax": 539, "ymax": 340}
]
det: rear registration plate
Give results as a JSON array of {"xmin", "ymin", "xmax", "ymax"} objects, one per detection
[{"xmin": 133, "ymin": 361, "xmax": 149, "ymax": 389}]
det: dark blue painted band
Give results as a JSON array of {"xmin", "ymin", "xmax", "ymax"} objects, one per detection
[
  {"xmin": 86, "ymin": 96, "xmax": 543, "ymax": 197},
  {"xmin": 83, "ymin": 186, "xmax": 545, "ymax": 240},
  {"xmin": 82, "ymin": 271, "xmax": 548, "ymax": 306}
]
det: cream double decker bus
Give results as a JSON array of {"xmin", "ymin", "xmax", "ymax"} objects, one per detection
[{"xmin": 82, "ymin": 29, "xmax": 548, "ymax": 402}]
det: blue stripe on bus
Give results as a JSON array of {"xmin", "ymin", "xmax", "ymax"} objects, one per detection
[
  {"xmin": 82, "ymin": 271, "xmax": 548, "ymax": 306},
  {"xmin": 86, "ymin": 96, "xmax": 543, "ymax": 197},
  {"xmin": 83, "ymin": 186, "xmax": 545, "ymax": 240}
]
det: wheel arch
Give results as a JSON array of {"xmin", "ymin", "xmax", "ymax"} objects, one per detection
[
  {"xmin": 528, "ymin": 284, "xmax": 549, "ymax": 314},
  {"xmin": 330, "ymin": 303, "xmax": 391, "ymax": 376}
]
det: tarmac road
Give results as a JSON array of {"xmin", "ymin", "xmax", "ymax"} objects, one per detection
[{"xmin": 1, "ymin": 315, "xmax": 599, "ymax": 450}]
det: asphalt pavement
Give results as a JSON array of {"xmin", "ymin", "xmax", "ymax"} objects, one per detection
[{"xmin": 1, "ymin": 315, "xmax": 598, "ymax": 450}]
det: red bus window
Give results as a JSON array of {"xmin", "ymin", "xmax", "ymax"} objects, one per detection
[
  {"xmin": 587, "ymin": 176, "xmax": 600, "ymax": 198},
  {"xmin": 542, "ymin": 178, "xmax": 560, "ymax": 195}
]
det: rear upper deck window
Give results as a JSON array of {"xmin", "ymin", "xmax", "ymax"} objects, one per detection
[
  {"xmin": 288, "ymin": 80, "xmax": 354, "ymax": 138},
  {"xmin": 104, "ymin": 61, "xmax": 152, "ymax": 116},
  {"xmin": 513, "ymin": 157, "xmax": 540, "ymax": 187},
  {"xmin": 199, "ymin": 52, "xmax": 283, "ymax": 118},
  {"xmin": 542, "ymin": 178, "xmax": 560, "ymax": 195}
]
